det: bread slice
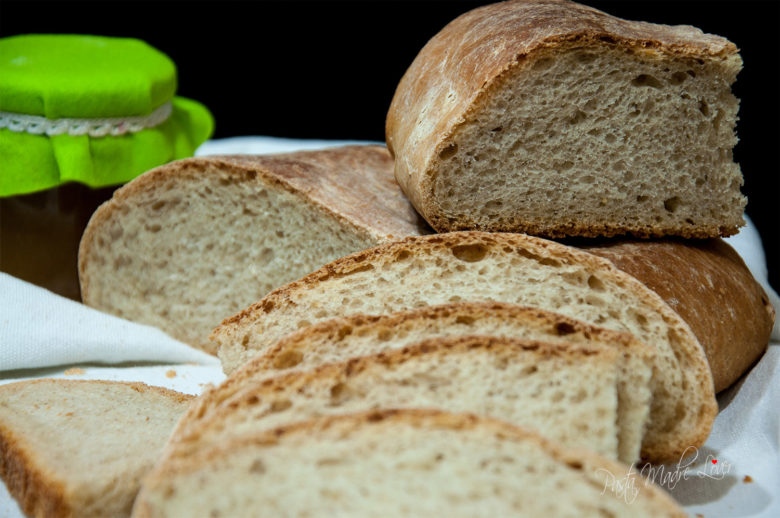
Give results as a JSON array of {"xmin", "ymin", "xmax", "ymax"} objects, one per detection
[
  {"xmin": 188, "ymin": 302, "xmax": 652, "ymax": 464},
  {"xmin": 134, "ymin": 410, "xmax": 687, "ymax": 518},
  {"xmin": 582, "ymin": 238, "xmax": 776, "ymax": 392},
  {"xmin": 386, "ymin": 0, "xmax": 745, "ymax": 238},
  {"xmin": 78, "ymin": 145, "xmax": 427, "ymax": 354},
  {"xmin": 171, "ymin": 336, "xmax": 625, "ymax": 463},
  {"xmin": 0, "ymin": 379, "xmax": 192, "ymax": 518},
  {"xmin": 212, "ymin": 231, "xmax": 715, "ymax": 462}
]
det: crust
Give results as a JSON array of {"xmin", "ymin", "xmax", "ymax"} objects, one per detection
[
  {"xmin": 0, "ymin": 422, "xmax": 70, "ymax": 518},
  {"xmin": 429, "ymin": 218, "xmax": 742, "ymax": 239},
  {"xmin": 210, "ymin": 301, "xmax": 648, "ymax": 408},
  {"xmin": 212, "ymin": 231, "xmax": 716, "ymax": 462},
  {"xmin": 141, "ymin": 410, "xmax": 686, "ymax": 517},
  {"xmin": 263, "ymin": 300, "xmax": 644, "ymax": 357},
  {"xmin": 0, "ymin": 380, "xmax": 192, "ymax": 518},
  {"xmin": 386, "ymin": 0, "xmax": 740, "ymax": 236},
  {"xmin": 78, "ymin": 145, "xmax": 428, "ymax": 310},
  {"xmin": 582, "ymin": 238, "xmax": 775, "ymax": 392}
]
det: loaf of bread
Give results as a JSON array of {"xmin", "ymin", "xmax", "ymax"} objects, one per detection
[
  {"xmin": 0, "ymin": 379, "xmax": 192, "ymax": 518},
  {"xmin": 582, "ymin": 238, "xmax": 775, "ymax": 392},
  {"xmin": 79, "ymin": 145, "xmax": 427, "ymax": 353},
  {"xmin": 134, "ymin": 410, "xmax": 687, "ymax": 517},
  {"xmin": 212, "ymin": 231, "xmax": 715, "ymax": 462},
  {"xmin": 386, "ymin": 0, "xmax": 745, "ymax": 238},
  {"xmin": 188, "ymin": 302, "xmax": 652, "ymax": 464}
]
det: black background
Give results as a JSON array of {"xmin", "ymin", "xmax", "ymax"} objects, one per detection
[{"xmin": 2, "ymin": 0, "xmax": 777, "ymax": 289}]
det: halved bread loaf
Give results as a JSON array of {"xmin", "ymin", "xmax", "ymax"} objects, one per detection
[
  {"xmin": 386, "ymin": 0, "xmax": 745, "ymax": 237},
  {"xmin": 0, "ymin": 379, "xmax": 192, "ymax": 518},
  {"xmin": 135, "ymin": 410, "xmax": 687, "ymax": 517},
  {"xmin": 189, "ymin": 302, "xmax": 652, "ymax": 464},
  {"xmin": 212, "ymin": 231, "xmax": 715, "ymax": 462},
  {"xmin": 583, "ymin": 238, "xmax": 776, "ymax": 392},
  {"xmin": 170, "ymin": 336, "xmax": 625, "ymax": 462},
  {"xmin": 78, "ymin": 145, "xmax": 427, "ymax": 354}
]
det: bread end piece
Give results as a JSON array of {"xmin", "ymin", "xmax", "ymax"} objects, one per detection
[{"xmin": 79, "ymin": 146, "xmax": 426, "ymax": 354}]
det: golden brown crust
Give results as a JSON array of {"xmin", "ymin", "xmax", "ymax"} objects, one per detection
[
  {"xmin": 142, "ymin": 410, "xmax": 686, "ymax": 517},
  {"xmin": 434, "ymin": 218, "xmax": 742, "ymax": 239},
  {"xmin": 263, "ymin": 300, "xmax": 643, "ymax": 358},
  {"xmin": 78, "ymin": 145, "xmax": 428, "ymax": 312},
  {"xmin": 582, "ymin": 238, "xmax": 775, "ymax": 392},
  {"xmin": 207, "ymin": 301, "xmax": 647, "ymax": 413},
  {"xmin": 0, "ymin": 380, "xmax": 192, "ymax": 517},
  {"xmin": 211, "ymin": 231, "xmax": 716, "ymax": 462},
  {"xmin": 386, "ymin": 0, "xmax": 740, "ymax": 237}
]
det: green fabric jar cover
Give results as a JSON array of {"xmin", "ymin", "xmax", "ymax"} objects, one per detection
[{"xmin": 0, "ymin": 34, "xmax": 214, "ymax": 196}]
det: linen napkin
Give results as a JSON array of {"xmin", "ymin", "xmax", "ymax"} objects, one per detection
[{"xmin": 0, "ymin": 272, "xmax": 218, "ymax": 371}]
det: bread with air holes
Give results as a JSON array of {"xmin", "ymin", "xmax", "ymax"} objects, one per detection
[
  {"xmin": 78, "ymin": 145, "xmax": 428, "ymax": 354},
  {"xmin": 185, "ymin": 302, "xmax": 652, "ymax": 464},
  {"xmin": 134, "ymin": 410, "xmax": 687, "ymax": 518},
  {"xmin": 386, "ymin": 0, "xmax": 744, "ymax": 238}
]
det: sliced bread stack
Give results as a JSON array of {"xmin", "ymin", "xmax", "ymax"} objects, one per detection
[
  {"xmin": 0, "ymin": 380, "xmax": 192, "ymax": 518},
  {"xmin": 211, "ymin": 231, "xmax": 715, "ymax": 463},
  {"xmin": 135, "ymin": 410, "xmax": 687, "ymax": 517},
  {"xmin": 78, "ymin": 145, "xmax": 428, "ymax": 353}
]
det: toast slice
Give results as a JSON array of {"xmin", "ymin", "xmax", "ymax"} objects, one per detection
[
  {"xmin": 169, "ymin": 335, "xmax": 625, "ymax": 462},
  {"xmin": 386, "ymin": 0, "xmax": 744, "ymax": 238},
  {"xmin": 0, "ymin": 379, "xmax": 192, "ymax": 518},
  {"xmin": 212, "ymin": 231, "xmax": 715, "ymax": 462},
  {"xmin": 78, "ymin": 145, "xmax": 427, "ymax": 354},
  {"xmin": 135, "ymin": 410, "xmax": 686, "ymax": 517},
  {"xmin": 187, "ymin": 302, "xmax": 652, "ymax": 464}
]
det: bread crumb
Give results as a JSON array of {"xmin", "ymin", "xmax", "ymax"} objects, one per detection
[
  {"xmin": 64, "ymin": 367, "xmax": 85, "ymax": 376},
  {"xmin": 743, "ymin": 475, "xmax": 753, "ymax": 483},
  {"xmin": 166, "ymin": 369, "xmax": 177, "ymax": 379},
  {"xmin": 696, "ymin": 514, "xmax": 704, "ymax": 518}
]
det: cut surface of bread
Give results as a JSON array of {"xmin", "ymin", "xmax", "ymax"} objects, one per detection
[
  {"xmin": 582, "ymin": 238, "xmax": 776, "ymax": 392},
  {"xmin": 188, "ymin": 302, "xmax": 652, "ymax": 464},
  {"xmin": 78, "ymin": 145, "xmax": 427, "ymax": 354},
  {"xmin": 213, "ymin": 231, "xmax": 715, "ymax": 462},
  {"xmin": 386, "ymin": 0, "xmax": 744, "ymax": 238},
  {"xmin": 170, "ymin": 336, "xmax": 624, "ymax": 463},
  {"xmin": 0, "ymin": 379, "xmax": 192, "ymax": 518},
  {"xmin": 135, "ymin": 410, "xmax": 686, "ymax": 518}
]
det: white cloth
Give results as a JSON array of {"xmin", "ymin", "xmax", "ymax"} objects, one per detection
[
  {"xmin": 0, "ymin": 273, "xmax": 219, "ymax": 370},
  {"xmin": 195, "ymin": 135, "xmax": 383, "ymax": 157},
  {"xmin": 0, "ymin": 137, "xmax": 777, "ymax": 517}
]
